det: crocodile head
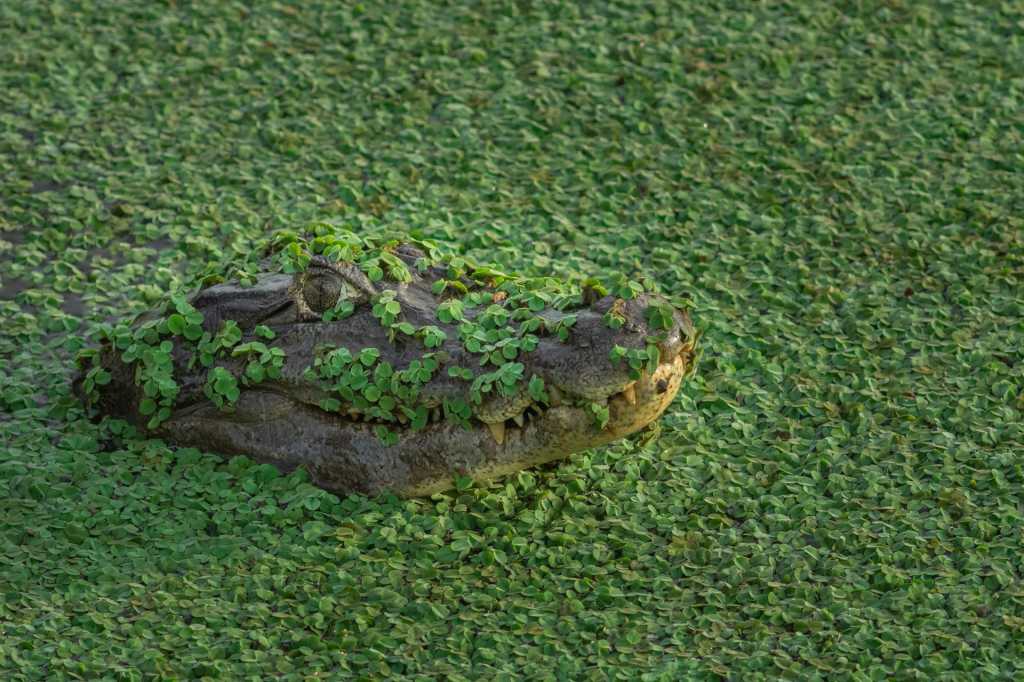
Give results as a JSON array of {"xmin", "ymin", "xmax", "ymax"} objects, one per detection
[{"xmin": 75, "ymin": 226, "xmax": 699, "ymax": 496}]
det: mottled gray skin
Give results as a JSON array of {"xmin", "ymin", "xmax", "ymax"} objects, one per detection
[{"xmin": 80, "ymin": 244, "xmax": 698, "ymax": 496}]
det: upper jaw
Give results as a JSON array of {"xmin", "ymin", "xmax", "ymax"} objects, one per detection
[
  {"xmin": 225, "ymin": 290, "xmax": 697, "ymax": 432},
  {"xmin": 471, "ymin": 347, "xmax": 690, "ymax": 449}
]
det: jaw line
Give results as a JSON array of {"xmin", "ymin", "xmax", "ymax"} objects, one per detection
[
  {"xmin": 398, "ymin": 352, "xmax": 692, "ymax": 495},
  {"xmin": 155, "ymin": 352, "xmax": 690, "ymax": 496}
]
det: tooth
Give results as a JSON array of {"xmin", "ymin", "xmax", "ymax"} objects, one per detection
[
  {"xmin": 548, "ymin": 385, "xmax": 563, "ymax": 406},
  {"xmin": 622, "ymin": 384, "xmax": 637, "ymax": 405},
  {"xmin": 486, "ymin": 421, "xmax": 505, "ymax": 445},
  {"xmin": 513, "ymin": 412, "xmax": 524, "ymax": 427}
]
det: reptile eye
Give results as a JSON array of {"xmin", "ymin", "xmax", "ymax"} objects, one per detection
[{"xmin": 302, "ymin": 270, "xmax": 344, "ymax": 313}]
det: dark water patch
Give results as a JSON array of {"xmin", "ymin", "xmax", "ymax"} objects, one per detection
[
  {"xmin": 61, "ymin": 292, "xmax": 86, "ymax": 316},
  {"xmin": 30, "ymin": 179, "xmax": 68, "ymax": 194},
  {"xmin": 143, "ymin": 237, "xmax": 176, "ymax": 252},
  {"xmin": 1, "ymin": 228, "xmax": 28, "ymax": 247},
  {"xmin": 0, "ymin": 277, "xmax": 30, "ymax": 300}
]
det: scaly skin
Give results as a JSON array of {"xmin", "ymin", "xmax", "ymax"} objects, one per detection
[{"xmin": 75, "ymin": 226, "xmax": 699, "ymax": 496}]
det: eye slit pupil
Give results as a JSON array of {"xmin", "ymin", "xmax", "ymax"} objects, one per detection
[{"xmin": 304, "ymin": 273, "xmax": 343, "ymax": 313}]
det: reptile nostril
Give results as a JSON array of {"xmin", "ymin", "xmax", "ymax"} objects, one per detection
[{"xmin": 656, "ymin": 379, "xmax": 669, "ymax": 394}]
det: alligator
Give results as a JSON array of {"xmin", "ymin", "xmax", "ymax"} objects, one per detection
[{"xmin": 74, "ymin": 224, "xmax": 699, "ymax": 496}]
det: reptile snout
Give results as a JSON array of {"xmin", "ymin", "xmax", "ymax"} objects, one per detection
[{"xmin": 592, "ymin": 293, "xmax": 696, "ymax": 361}]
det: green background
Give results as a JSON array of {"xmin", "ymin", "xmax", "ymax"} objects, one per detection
[{"xmin": 2, "ymin": 1, "xmax": 1022, "ymax": 679}]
